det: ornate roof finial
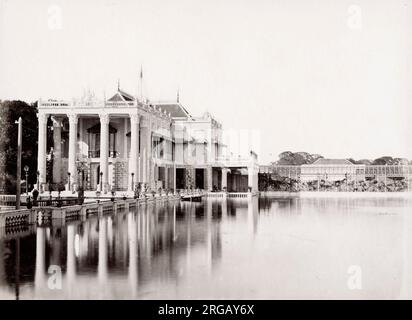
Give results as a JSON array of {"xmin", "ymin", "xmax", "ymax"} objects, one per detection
[
  {"xmin": 139, "ymin": 65, "xmax": 143, "ymax": 101},
  {"xmin": 177, "ymin": 87, "xmax": 180, "ymax": 103},
  {"xmin": 117, "ymin": 79, "xmax": 120, "ymax": 91}
]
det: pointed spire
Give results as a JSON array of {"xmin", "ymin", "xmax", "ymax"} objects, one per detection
[
  {"xmin": 117, "ymin": 79, "xmax": 120, "ymax": 91},
  {"xmin": 177, "ymin": 87, "xmax": 180, "ymax": 103}
]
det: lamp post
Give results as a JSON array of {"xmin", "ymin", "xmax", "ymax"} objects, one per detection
[
  {"xmin": 76, "ymin": 160, "xmax": 86, "ymax": 204},
  {"xmin": 131, "ymin": 173, "xmax": 135, "ymax": 191},
  {"xmin": 36, "ymin": 170, "xmax": 40, "ymax": 190},
  {"xmin": 67, "ymin": 172, "xmax": 71, "ymax": 191},
  {"xmin": 15, "ymin": 117, "xmax": 22, "ymax": 210},
  {"xmin": 76, "ymin": 160, "xmax": 86, "ymax": 190},
  {"xmin": 24, "ymin": 165, "xmax": 29, "ymax": 195},
  {"xmin": 100, "ymin": 172, "xmax": 103, "ymax": 191}
]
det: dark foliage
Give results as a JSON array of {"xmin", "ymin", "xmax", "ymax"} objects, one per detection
[{"xmin": 0, "ymin": 100, "xmax": 38, "ymax": 193}]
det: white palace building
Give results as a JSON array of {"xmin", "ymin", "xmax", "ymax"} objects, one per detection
[{"xmin": 36, "ymin": 86, "xmax": 259, "ymax": 195}]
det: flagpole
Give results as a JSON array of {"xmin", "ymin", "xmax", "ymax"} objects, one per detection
[{"xmin": 139, "ymin": 66, "xmax": 143, "ymax": 102}]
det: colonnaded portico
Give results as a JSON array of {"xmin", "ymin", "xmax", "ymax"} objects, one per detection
[{"xmin": 36, "ymin": 86, "xmax": 259, "ymax": 195}]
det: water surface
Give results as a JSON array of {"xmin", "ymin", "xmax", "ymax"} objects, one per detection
[{"xmin": 0, "ymin": 196, "xmax": 411, "ymax": 299}]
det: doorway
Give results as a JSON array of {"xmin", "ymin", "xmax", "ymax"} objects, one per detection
[
  {"xmin": 176, "ymin": 168, "xmax": 185, "ymax": 189},
  {"xmin": 195, "ymin": 168, "xmax": 205, "ymax": 189}
]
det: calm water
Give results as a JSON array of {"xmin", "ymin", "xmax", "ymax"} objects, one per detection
[{"xmin": 1, "ymin": 196, "xmax": 412, "ymax": 299}]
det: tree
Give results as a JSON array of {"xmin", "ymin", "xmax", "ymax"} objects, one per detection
[
  {"xmin": 372, "ymin": 156, "xmax": 394, "ymax": 165},
  {"xmin": 356, "ymin": 159, "xmax": 372, "ymax": 165},
  {"xmin": 393, "ymin": 158, "xmax": 409, "ymax": 165},
  {"xmin": 277, "ymin": 151, "xmax": 323, "ymax": 165},
  {"xmin": 0, "ymin": 100, "xmax": 38, "ymax": 193}
]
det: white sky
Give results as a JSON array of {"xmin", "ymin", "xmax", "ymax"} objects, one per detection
[{"xmin": 0, "ymin": 0, "xmax": 411, "ymax": 164}]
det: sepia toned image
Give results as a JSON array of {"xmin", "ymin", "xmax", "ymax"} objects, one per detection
[{"xmin": 0, "ymin": 0, "xmax": 412, "ymax": 303}]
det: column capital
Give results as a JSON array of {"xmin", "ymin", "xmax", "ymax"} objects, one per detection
[
  {"xmin": 140, "ymin": 116, "xmax": 149, "ymax": 128},
  {"xmin": 51, "ymin": 116, "xmax": 64, "ymax": 127},
  {"xmin": 129, "ymin": 113, "xmax": 140, "ymax": 124},
  {"xmin": 68, "ymin": 113, "xmax": 78, "ymax": 125},
  {"xmin": 99, "ymin": 113, "xmax": 110, "ymax": 125},
  {"xmin": 37, "ymin": 113, "xmax": 48, "ymax": 123}
]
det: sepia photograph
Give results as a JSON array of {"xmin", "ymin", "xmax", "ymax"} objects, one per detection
[{"xmin": 0, "ymin": 0, "xmax": 412, "ymax": 310}]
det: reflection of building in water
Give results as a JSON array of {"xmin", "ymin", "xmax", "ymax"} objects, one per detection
[
  {"xmin": 97, "ymin": 217, "xmax": 108, "ymax": 292},
  {"xmin": 34, "ymin": 227, "xmax": 46, "ymax": 296},
  {"xmin": 2, "ymin": 197, "xmax": 410, "ymax": 299},
  {"xmin": 0, "ymin": 227, "xmax": 37, "ymax": 299},
  {"xmin": 10, "ymin": 201, "xmax": 223, "ymax": 298},
  {"xmin": 0, "ymin": 240, "xmax": 5, "ymax": 295},
  {"xmin": 247, "ymin": 197, "xmax": 259, "ymax": 235},
  {"xmin": 127, "ymin": 211, "xmax": 138, "ymax": 298},
  {"xmin": 258, "ymin": 196, "xmax": 301, "ymax": 215},
  {"xmin": 66, "ymin": 224, "xmax": 76, "ymax": 297}
]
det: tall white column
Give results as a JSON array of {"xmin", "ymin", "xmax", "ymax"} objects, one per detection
[
  {"xmin": 51, "ymin": 116, "xmax": 63, "ymax": 184},
  {"xmin": 221, "ymin": 168, "xmax": 227, "ymax": 191},
  {"xmin": 207, "ymin": 166, "xmax": 213, "ymax": 191},
  {"xmin": 142, "ymin": 148, "xmax": 147, "ymax": 184},
  {"xmin": 140, "ymin": 120, "xmax": 147, "ymax": 184},
  {"xmin": 129, "ymin": 114, "xmax": 140, "ymax": 190},
  {"xmin": 173, "ymin": 164, "xmax": 176, "ymax": 192},
  {"xmin": 248, "ymin": 166, "xmax": 254, "ymax": 193},
  {"xmin": 139, "ymin": 117, "xmax": 152, "ymax": 188},
  {"xmin": 99, "ymin": 113, "xmax": 110, "ymax": 192},
  {"xmin": 147, "ymin": 120, "xmax": 153, "ymax": 189},
  {"xmin": 68, "ymin": 114, "xmax": 78, "ymax": 188},
  {"xmin": 37, "ymin": 113, "xmax": 48, "ymax": 188}
]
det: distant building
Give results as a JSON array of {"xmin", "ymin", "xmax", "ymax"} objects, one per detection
[
  {"xmin": 300, "ymin": 158, "xmax": 365, "ymax": 182},
  {"xmin": 260, "ymin": 159, "xmax": 412, "ymax": 183}
]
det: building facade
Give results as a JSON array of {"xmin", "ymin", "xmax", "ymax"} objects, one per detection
[
  {"xmin": 260, "ymin": 159, "xmax": 412, "ymax": 183},
  {"xmin": 37, "ymin": 87, "xmax": 259, "ymax": 194},
  {"xmin": 300, "ymin": 158, "xmax": 365, "ymax": 182}
]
